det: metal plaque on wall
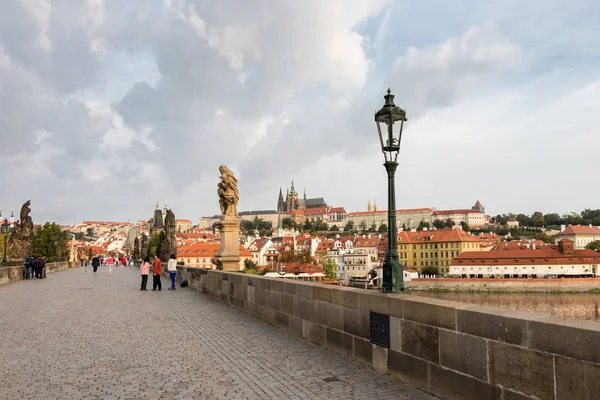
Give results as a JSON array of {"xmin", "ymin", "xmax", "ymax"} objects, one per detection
[{"xmin": 370, "ymin": 312, "xmax": 390, "ymax": 348}]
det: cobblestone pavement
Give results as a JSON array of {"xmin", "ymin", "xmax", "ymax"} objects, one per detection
[{"xmin": 0, "ymin": 267, "xmax": 436, "ymax": 400}]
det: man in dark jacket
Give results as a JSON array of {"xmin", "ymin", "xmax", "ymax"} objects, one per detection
[
  {"xmin": 24, "ymin": 256, "xmax": 34, "ymax": 280},
  {"xmin": 91, "ymin": 256, "xmax": 100, "ymax": 275}
]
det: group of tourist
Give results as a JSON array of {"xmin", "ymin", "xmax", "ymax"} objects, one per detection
[
  {"xmin": 139, "ymin": 254, "xmax": 178, "ymax": 291},
  {"xmin": 80, "ymin": 255, "xmax": 135, "ymax": 276},
  {"xmin": 22, "ymin": 256, "xmax": 47, "ymax": 280}
]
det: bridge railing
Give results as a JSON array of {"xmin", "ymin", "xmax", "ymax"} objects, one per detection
[{"xmin": 177, "ymin": 265, "xmax": 600, "ymax": 400}]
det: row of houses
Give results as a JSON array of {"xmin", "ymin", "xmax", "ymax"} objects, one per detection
[{"xmin": 199, "ymin": 201, "xmax": 489, "ymax": 231}]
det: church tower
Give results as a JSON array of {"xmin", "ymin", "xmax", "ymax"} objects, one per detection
[
  {"xmin": 287, "ymin": 180, "xmax": 299, "ymax": 211},
  {"xmin": 367, "ymin": 199, "xmax": 373, "ymax": 211},
  {"xmin": 277, "ymin": 187, "xmax": 285, "ymax": 212}
]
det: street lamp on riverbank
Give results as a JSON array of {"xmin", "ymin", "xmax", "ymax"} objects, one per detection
[
  {"xmin": 1, "ymin": 218, "xmax": 9, "ymax": 266},
  {"xmin": 375, "ymin": 88, "xmax": 407, "ymax": 293}
]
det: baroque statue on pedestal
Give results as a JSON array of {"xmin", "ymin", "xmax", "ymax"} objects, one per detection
[
  {"xmin": 8, "ymin": 200, "xmax": 35, "ymax": 260},
  {"xmin": 217, "ymin": 165, "xmax": 239, "ymax": 218}
]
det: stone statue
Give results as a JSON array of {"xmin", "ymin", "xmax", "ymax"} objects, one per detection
[
  {"xmin": 157, "ymin": 230, "xmax": 168, "ymax": 262},
  {"xmin": 8, "ymin": 200, "xmax": 35, "ymax": 260},
  {"xmin": 165, "ymin": 209, "xmax": 177, "ymax": 258},
  {"xmin": 140, "ymin": 233, "xmax": 148, "ymax": 259},
  {"xmin": 133, "ymin": 237, "xmax": 140, "ymax": 260},
  {"xmin": 213, "ymin": 165, "xmax": 241, "ymax": 270},
  {"xmin": 217, "ymin": 165, "xmax": 239, "ymax": 218}
]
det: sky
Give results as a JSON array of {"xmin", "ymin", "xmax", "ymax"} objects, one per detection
[{"xmin": 1, "ymin": 0, "xmax": 600, "ymax": 224}]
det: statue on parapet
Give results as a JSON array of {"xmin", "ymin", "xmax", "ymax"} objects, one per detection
[
  {"xmin": 217, "ymin": 165, "xmax": 239, "ymax": 218},
  {"xmin": 9, "ymin": 200, "xmax": 35, "ymax": 260}
]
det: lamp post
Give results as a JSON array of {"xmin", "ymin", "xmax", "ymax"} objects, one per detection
[
  {"xmin": 375, "ymin": 88, "xmax": 407, "ymax": 293},
  {"xmin": 1, "ymin": 218, "xmax": 9, "ymax": 267}
]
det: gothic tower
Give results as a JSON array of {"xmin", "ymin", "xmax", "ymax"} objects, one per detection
[{"xmin": 277, "ymin": 187, "xmax": 285, "ymax": 212}]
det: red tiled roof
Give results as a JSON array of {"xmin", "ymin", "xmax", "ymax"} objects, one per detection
[
  {"xmin": 177, "ymin": 242, "xmax": 251, "ymax": 258},
  {"xmin": 316, "ymin": 242, "xmax": 335, "ymax": 253},
  {"xmin": 433, "ymin": 209, "xmax": 484, "ymax": 215},
  {"xmin": 557, "ymin": 226, "xmax": 600, "ymax": 235},
  {"xmin": 398, "ymin": 229, "xmax": 480, "ymax": 244},
  {"xmin": 452, "ymin": 248, "xmax": 600, "ymax": 266}
]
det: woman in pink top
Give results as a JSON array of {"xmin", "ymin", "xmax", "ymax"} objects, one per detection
[{"xmin": 140, "ymin": 256, "xmax": 150, "ymax": 291}]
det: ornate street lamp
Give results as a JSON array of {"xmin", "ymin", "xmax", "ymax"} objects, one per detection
[
  {"xmin": 1, "ymin": 218, "xmax": 9, "ymax": 267},
  {"xmin": 375, "ymin": 88, "xmax": 407, "ymax": 293}
]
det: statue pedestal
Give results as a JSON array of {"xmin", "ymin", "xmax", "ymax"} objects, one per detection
[{"xmin": 215, "ymin": 216, "xmax": 241, "ymax": 271}]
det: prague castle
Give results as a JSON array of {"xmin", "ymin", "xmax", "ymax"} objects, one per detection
[{"xmin": 277, "ymin": 181, "xmax": 327, "ymax": 212}]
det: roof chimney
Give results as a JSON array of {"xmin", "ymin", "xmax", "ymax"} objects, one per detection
[{"xmin": 560, "ymin": 224, "xmax": 566, "ymax": 232}]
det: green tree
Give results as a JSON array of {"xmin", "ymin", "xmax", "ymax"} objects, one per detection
[
  {"xmin": 240, "ymin": 219, "xmax": 255, "ymax": 233},
  {"xmin": 147, "ymin": 232, "xmax": 161, "ymax": 258},
  {"xmin": 344, "ymin": 221, "xmax": 354, "ymax": 232},
  {"xmin": 313, "ymin": 220, "xmax": 329, "ymax": 232},
  {"xmin": 243, "ymin": 258, "xmax": 259, "ymax": 273},
  {"xmin": 378, "ymin": 224, "xmax": 388, "ymax": 233},
  {"xmin": 359, "ymin": 220, "xmax": 367, "ymax": 232},
  {"xmin": 329, "ymin": 225, "xmax": 339, "ymax": 232},
  {"xmin": 322, "ymin": 258, "xmax": 338, "ymax": 278},
  {"xmin": 303, "ymin": 220, "xmax": 314, "ymax": 232},
  {"xmin": 533, "ymin": 232, "xmax": 554, "ymax": 244},
  {"xmin": 585, "ymin": 240, "xmax": 600, "ymax": 252},
  {"xmin": 370, "ymin": 223, "xmax": 377, "ymax": 232},
  {"xmin": 86, "ymin": 227, "xmax": 94, "ymax": 237},
  {"xmin": 544, "ymin": 213, "xmax": 563, "ymax": 227},
  {"xmin": 532, "ymin": 211, "xmax": 545, "ymax": 227},
  {"xmin": 282, "ymin": 218, "xmax": 294, "ymax": 229},
  {"xmin": 31, "ymin": 222, "xmax": 62, "ymax": 261},
  {"xmin": 418, "ymin": 220, "xmax": 430, "ymax": 230},
  {"xmin": 433, "ymin": 219, "xmax": 445, "ymax": 229},
  {"xmin": 444, "ymin": 218, "xmax": 454, "ymax": 228},
  {"xmin": 420, "ymin": 265, "xmax": 438, "ymax": 277},
  {"xmin": 460, "ymin": 221, "xmax": 469, "ymax": 231}
]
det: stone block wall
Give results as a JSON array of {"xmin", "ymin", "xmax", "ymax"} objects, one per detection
[
  {"xmin": 177, "ymin": 266, "xmax": 600, "ymax": 400},
  {"xmin": 0, "ymin": 262, "xmax": 70, "ymax": 286}
]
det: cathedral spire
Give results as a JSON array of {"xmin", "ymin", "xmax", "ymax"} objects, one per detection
[
  {"xmin": 277, "ymin": 187, "xmax": 285, "ymax": 213},
  {"xmin": 290, "ymin": 180, "xmax": 295, "ymax": 195},
  {"xmin": 303, "ymin": 187, "xmax": 306, "ymax": 200},
  {"xmin": 367, "ymin": 199, "xmax": 372, "ymax": 211}
]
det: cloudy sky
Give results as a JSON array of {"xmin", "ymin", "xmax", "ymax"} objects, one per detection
[{"xmin": 1, "ymin": 0, "xmax": 599, "ymax": 224}]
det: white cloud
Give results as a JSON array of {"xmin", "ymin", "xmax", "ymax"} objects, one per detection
[
  {"xmin": 1, "ymin": 0, "xmax": 600, "ymax": 223},
  {"xmin": 390, "ymin": 22, "xmax": 523, "ymax": 116},
  {"xmin": 19, "ymin": 0, "xmax": 52, "ymax": 51}
]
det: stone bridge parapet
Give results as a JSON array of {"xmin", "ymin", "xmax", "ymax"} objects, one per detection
[
  {"xmin": 0, "ymin": 262, "xmax": 70, "ymax": 286},
  {"xmin": 177, "ymin": 266, "xmax": 600, "ymax": 400}
]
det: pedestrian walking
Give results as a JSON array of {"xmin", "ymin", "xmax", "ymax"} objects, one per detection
[
  {"xmin": 91, "ymin": 255, "xmax": 100, "ymax": 275},
  {"xmin": 140, "ymin": 256, "xmax": 150, "ymax": 291},
  {"xmin": 107, "ymin": 255, "xmax": 114, "ymax": 275},
  {"xmin": 167, "ymin": 254, "xmax": 177, "ymax": 290},
  {"xmin": 152, "ymin": 255, "xmax": 162, "ymax": 291}
]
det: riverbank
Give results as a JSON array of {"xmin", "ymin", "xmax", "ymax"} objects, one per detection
[{"xmin": 406, "ymin": 278, "xmax": 600, "ymax": 293}]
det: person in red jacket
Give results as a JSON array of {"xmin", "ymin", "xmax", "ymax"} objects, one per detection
[{"xmin": 152, "ymin": 255, "xmax": 162, "ymax": 291}]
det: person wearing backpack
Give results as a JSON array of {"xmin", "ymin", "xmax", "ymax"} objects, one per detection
[
  {"xmin": 24, "ymin": 256, "xmax": 34, "ymax": 280},
  {"xmin": 91, "ymin": 255, "xmax": 100, "ymax": 275}
]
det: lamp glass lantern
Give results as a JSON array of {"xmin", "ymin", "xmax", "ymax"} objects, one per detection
[
  {"xmin": 1, "ymin": 218, "xmax": 8, "ymax": 234},
  {"xmin": 375, "ymin": 88, "xmax": 407, "ymax": 163}
]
